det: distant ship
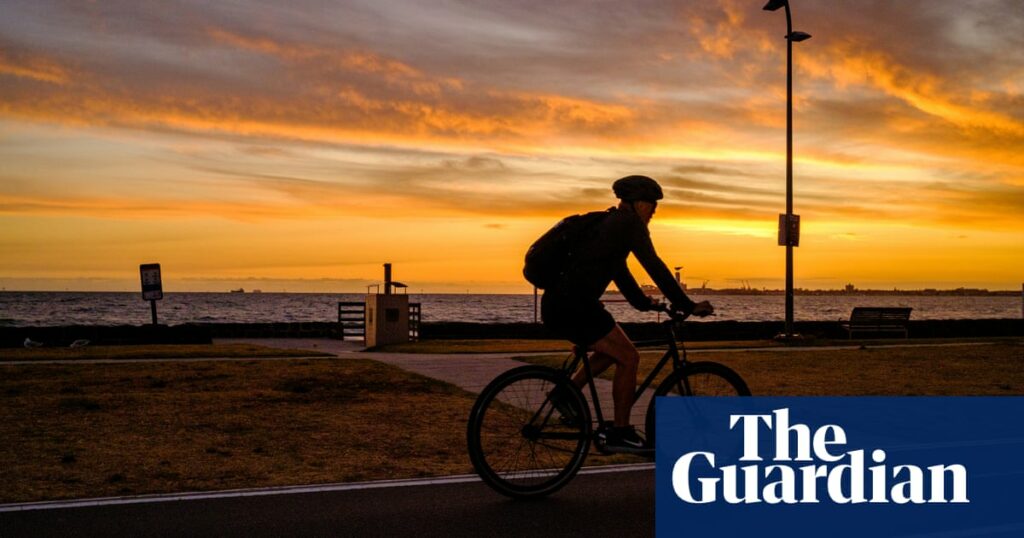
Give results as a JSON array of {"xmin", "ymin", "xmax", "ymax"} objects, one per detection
[{"xmin": 230, "ymin": 288, "xmax": 244, "ymax": 293}]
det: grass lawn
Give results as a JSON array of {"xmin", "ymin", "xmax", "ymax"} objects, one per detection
[
  {"xmin": 520, "ymin": 340, "xmax": 1024, "ymax": 396},
  {"xmin": 2, "ymin": 338, "xmax": 1021, "ymax": 504},
  {"xmin": 375, "ymin": 338, "xmax": 784, "ymax": 354},
  {"xmin": 0, "ymin": 358, "xmax": 477, "ymax": 503},
  {"xmin": 376, "ymin": 339, "xmax": 571, "ymax": 353},
  {"xmin": 0, "ymin": 343, "xmax": 332, "ymax": 362},
  {"xmin": 373, "ymin": 337, "xmax": 1020, "ymax": 355}
]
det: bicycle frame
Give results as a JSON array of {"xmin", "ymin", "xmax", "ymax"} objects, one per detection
[{"xmin": 559, "ymin": 313, "xmax": 691, "ymax": 428}]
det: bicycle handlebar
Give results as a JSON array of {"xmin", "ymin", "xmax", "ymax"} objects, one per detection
[{"xmin": 652, "ymin": 303, "xmax": 692, "ymax": 322}]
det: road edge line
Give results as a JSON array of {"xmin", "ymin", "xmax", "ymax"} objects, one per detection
[{"xmin": 0, "ymin": 463, "xmax": 654, "ymax": 512}]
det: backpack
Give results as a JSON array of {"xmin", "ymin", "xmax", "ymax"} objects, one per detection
[{"xmin": 523, "ymin": 210, "xmax": 609, "ymax": 289}]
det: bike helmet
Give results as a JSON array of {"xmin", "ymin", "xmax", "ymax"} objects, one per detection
[{"xmin": 612, "ymin": 175, "xmax": 663, "ymax": 202}]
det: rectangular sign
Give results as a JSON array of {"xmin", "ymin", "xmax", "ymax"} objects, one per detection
[
  {"xmin": 656, "ymin": 397, "xmax": 1024, "ymax": 537},
  {"xmin": 778, "ymin": 214, "xmax": 800, "ymax": 246},
  {"xmin": 140, "ymin": 263, "xmax": 163, "ymax": 300}
]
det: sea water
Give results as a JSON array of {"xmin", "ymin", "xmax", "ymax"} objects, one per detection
[{"xmin": 0, "ymin": 292, "xmax": 1019, "ymax": 327}]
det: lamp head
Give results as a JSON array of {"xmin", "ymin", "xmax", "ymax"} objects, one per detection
[
  {"xmin": 788, "ymin": 31, "xmax": 812, "ymax": 42},
  {"xmin": 763, "ymin": 0, "xmax": 787, "ymax": 11}
]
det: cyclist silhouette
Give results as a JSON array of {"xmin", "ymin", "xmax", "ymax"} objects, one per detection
[{"xmin": 541, "ymin": 175, "xmax": 713, "ymax": 452}]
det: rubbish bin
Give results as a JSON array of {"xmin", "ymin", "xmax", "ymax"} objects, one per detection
[{"xmin": 365, "ymin": 263, "xmax": 410, "ymax": 347}]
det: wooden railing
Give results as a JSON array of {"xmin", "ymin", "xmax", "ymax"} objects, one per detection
[
  {"xmin": 409, "ymin": 302, "xmax": 421, "ymax": 342},
  {"xmin": 337, "ymin": 302, "xmax": 365, "ymax": 341}
]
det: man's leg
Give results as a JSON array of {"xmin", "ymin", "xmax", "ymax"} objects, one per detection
[
  {"xmin": 588, "ymin": 324, "xmax": 641, "ymax": 428},
  {"xmin": 570, "ymin": 352, "xmax": 614, "ymax": 388}
]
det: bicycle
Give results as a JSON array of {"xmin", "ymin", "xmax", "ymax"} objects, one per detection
[{"xmin": 466, "ymin": 305, "xmax": 751, "ymax": 498}]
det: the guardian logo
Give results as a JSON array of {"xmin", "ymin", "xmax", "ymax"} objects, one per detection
[{"xmin": 672, "ymin": 408, "xmax": 969, "ymax": 505}]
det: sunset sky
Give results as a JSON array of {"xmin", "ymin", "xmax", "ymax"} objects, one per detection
[{"xmin": 1, "ymin": 0, "xmax": 1022, "ymax": 293}]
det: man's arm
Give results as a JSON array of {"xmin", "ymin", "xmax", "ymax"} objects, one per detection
[
  {"xmin": 612, "ymin": 261, "xmax": 656, "ymax": 311},
  {"xmin": 627, "ymin": 220, "xmax": 697, "ymax": 313}
]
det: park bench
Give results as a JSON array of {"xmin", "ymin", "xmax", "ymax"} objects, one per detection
[{"xmin": 841, "ymin": 307, "xmax": 912, "ymax": 339}]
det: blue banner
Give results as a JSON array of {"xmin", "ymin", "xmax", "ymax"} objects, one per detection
[{"xmin": 655, "ymin": 397, "xmax": 1024, "ymax": 537}]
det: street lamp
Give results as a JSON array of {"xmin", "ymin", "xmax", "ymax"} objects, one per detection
[{"xmin": 763, "ymin": 0, "xmax": 810, "ymax": 339}]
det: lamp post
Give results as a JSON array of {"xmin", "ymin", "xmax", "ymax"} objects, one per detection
[{"xmin": 763, "ymin": 0, "xmax": 810, "ymax": 339}]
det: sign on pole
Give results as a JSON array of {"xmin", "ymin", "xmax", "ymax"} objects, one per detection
[
  {"xmin": 140, "ymin": 264, "xmax": 163, "ymax": 300},
  {"xmin": 778, "ymin": 214, "xmax": 801, "ymax": 247},
  {"xmin": 140, "ymin": 263, "xmax": 162, "ymax": 325}
]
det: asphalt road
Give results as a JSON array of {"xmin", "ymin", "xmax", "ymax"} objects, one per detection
[{"xmin": 0, "ymin": 469, "xmax": 654, "ymax": 538}]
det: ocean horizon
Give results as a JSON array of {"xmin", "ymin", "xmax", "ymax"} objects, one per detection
[{"xmin": 1, "ymin": 291, "xmax": 1020, "ymax": 328}]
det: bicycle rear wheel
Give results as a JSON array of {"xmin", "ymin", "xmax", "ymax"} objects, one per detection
[
  {"xmin": 644, "ymin": 361, "xmax": 750, "ymax": 448},
  {"xmin": 467, "ymin": 365, "xmax": 592, "ymax": 498}
]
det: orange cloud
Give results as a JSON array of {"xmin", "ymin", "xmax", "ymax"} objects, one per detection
[
  {"xmin": 801, "ymin": 40, "xmax": 1024, "ymax": 136},
  {"xmin": 0, "ymin": 46, "xmax": 643, "ymax": 157},
  {"xmin": 687, "ymin": 0, "xmax": 748, "ymax": 59},
  {"xmin": 205, "ymin": 27, "xmax": 460, "ymax": 96},
  {"xmin": 0, "ymin": 48, "xmax": 70, "ymax": 85},
  {"xmin": 0, "ymin": 188, "xmax": 449, "ymax": 222},
  {"xmin": 2, "ymin": 3, "xmax": 1022, "ymax": 244}
]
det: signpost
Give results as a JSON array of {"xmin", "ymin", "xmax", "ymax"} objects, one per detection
[
  {"xmin": 764, "ymin": 0, "xmax": 811, "ymax": 340},
  {"xmin": 140, "ymin": 263, "xmax": 163, "ymax": 325}
]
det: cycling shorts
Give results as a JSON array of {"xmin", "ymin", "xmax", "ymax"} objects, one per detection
[{"xmin": 540, "ymin": 292, "xmax": 616, "ymax": 348}]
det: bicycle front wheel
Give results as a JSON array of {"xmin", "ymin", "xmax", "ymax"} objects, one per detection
[
  {"xmin": 644, "ymin": 361, "xmax": 751, "ymax": 448},
  {"xmin": 467, "ymin": 366, "xmax": 592, "ymax": 498}
]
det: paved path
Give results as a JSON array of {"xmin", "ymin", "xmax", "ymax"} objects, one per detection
[{"xmin": 217, "ymin": 338, "xmax": 656, "ymax": 427}]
